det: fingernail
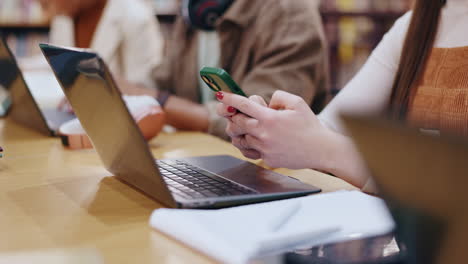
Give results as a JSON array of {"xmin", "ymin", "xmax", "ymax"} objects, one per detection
[
  {"xmin": 216, "ymin": 92, "xmax": 224, "ymax": 100},
  {"xmin": 227, "ymin": 106, "xmax": 236, "ymax": 113}
]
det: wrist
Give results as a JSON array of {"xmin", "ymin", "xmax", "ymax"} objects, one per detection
[
  {"xmin": 323, "ymin": 131, "xmax": 370, "ymax": 188},
  {"xmin": 149, "ymin": 88, "xmax": 158, "ymax": 98},
  {"xmin": 308, "ymin": 128, "xmax": 341, "ymax": 173},
  {"xmin": 155, "ymin": 90, "xmax": 171, "ymax": 108}
]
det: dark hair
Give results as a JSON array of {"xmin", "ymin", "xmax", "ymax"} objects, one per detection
[{"xmin": 389, "ymin": 0, "xmax": 446, "ymax": 119}]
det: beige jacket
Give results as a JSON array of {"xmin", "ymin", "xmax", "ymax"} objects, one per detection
[
  {"xmin": 153, "ymin": 0, "xmax": 330, "ymax": 137},
  {"xmin": 49, "ymin": 0, "xmax": 164, "ymax": 88}
]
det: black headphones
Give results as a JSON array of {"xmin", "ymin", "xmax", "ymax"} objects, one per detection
[{"xmin": 182, "ymin": 0, "xmax": 234, "ymax": 31}]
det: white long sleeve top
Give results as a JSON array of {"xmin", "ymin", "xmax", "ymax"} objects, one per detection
[{"xmin": 319, "ymin": 0, "xmax": 468, "ymax": 133}]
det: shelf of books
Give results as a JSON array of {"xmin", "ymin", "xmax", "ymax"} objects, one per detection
[
  {"xmin": 320, "ymin": 0, "xmax": 412, "ymax": 93},
  {"xmin": 0, "ymin": 0, "xmax": 49, "ymax": 58}
]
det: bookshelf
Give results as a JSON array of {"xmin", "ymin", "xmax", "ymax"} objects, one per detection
[
  {"xmin": 0, "ymin": 0, "xmax": 49, "ymax": 57},
  {"xmin": 0, "ymin": 0, "xmax": 46, "ymax": 24},
  {"xmin": 0, "ymin": 23, "xmax": 49, "ymax": 33},
  {"xmin": 320, "ymin": 0, "xmax": 412, "ymax": 93}
]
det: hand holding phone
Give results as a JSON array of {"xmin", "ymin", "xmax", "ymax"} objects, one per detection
[{"xmin": 200, "ymin": 67, "xmax": 247, "ymax": 97}]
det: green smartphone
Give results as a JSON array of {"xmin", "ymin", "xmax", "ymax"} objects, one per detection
[{"xmin": 200, "ymin": 67, "xmax": 247, "ymax": 97}]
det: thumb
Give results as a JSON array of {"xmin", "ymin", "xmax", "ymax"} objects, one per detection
[
  {"xmin": 249, "ymin": 95, "xmax": 267, "ymax": 107},
  {"xmin": 269, "ymin": 91, "xmax": 309, "ymax": 111}
]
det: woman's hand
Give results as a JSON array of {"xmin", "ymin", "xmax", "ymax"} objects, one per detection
[
  {"xmin": 217, "ymin": 91, "xmax": 333, "ymax": 170},
  {"xmin": 218, "ymin": 94, "xmax": 266, "ymax": 160}
]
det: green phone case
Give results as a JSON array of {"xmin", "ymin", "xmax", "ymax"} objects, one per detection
[{"xmin": 200, "ymin": 67, "xmax": 247, "ymax": 97}]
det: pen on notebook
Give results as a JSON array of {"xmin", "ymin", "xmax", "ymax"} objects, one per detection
[
  {"xmin": 268, "ymin": 201, "xmax": 301, "ymax": 232},
  {"xmin": 248, "ymin": 201, "xmax": 340, "ymax": 257},
  {"xmin": 243, "ymin": 202, "xmax": 303, "ymax": 259}
]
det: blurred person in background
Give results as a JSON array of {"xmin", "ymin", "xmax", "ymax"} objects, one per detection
[
  {"xmin": 121, "ymin": 0, "xmax": 330, "ymax": 138},
  {"xmin": 39, "ymin": 0, "xmax": 164, "ymax": 88}
]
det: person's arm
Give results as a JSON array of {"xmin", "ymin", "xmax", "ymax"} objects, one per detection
[
  {"xmin": 163, "ymin": 96, "xmax": 210, "ymax": 131},
  {"xmin": 216, "ymin": 91, "xmax": 370, "ymax": 189},
  {"xmin": 121, "ymin": 2, "xmax": 165, "ymax": 89},
  {"xmin": 116, "ymin": 79, "xmax": 210, "ymax": 132}
]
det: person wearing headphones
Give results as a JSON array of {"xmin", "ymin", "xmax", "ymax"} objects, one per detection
[
  {"xmin": 122, "ymin": 0, "xmax": 330, "ymax": 138},
  {"xmin": 40, "ymin": 0, "xmax": 164, "ymax": 88}
]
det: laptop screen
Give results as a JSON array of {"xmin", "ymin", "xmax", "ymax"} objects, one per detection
[
  {"xmin": 40, "ymin": 44, "xmax": 175, "ymax": 207},
  {"xmin": 0, "ymin": 38, "xmax": 50, "ymax": 134}
]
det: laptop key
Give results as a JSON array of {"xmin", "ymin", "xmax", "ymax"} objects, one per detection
[
  {"xmin": 159, "ymin": 160, "xmax": 258, "ymax": 199},
  {"xmin": 199, "ymin": 190, "xmax": 218, "ymax": 197}
]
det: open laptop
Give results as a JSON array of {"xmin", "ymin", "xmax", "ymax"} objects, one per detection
[
  {"xmin": 0, "ymin": 37, "xmax": 75, "ymax": 136},
  {"xmin": 39, "ymin": 43, "xmax": 321, "ymax": 209}
]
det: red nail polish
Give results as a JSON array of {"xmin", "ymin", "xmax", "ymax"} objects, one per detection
[
  {"xmin": 227, "ymin": 106, "xmax": 236, "ymax": 113},
  {"xmin": 216, "ymin": 92, "xmax": 224, "ymax": 100}
]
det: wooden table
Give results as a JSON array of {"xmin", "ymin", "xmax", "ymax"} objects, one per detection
[{"xmin": 0, "ymin": 118, "xmax": 356, "ymax": 263}]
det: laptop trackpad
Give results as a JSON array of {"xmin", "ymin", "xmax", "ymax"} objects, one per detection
[{"xmin": 176, "ymin": 155, "xmax": 319, "ymax": 194}]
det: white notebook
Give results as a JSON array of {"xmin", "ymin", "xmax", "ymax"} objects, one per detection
[{"xmin": 149, "ymin": 191, "xmax": 395, "ymax": 264}]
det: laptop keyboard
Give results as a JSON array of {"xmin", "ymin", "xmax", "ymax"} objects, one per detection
[{"xmin": 157, "ymin": 160, "xmax": 258, "ymax": 199}]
